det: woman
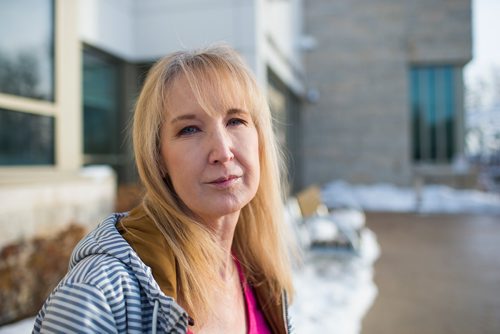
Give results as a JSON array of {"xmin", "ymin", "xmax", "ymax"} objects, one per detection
[{"xmin": 33, "ymin": 44, "xmax": 294, "ymax": 334}]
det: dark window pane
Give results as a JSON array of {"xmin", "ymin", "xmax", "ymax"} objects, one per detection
[
  {"xmin": 267, "ymin": 68, "xmax": 302, "ymax": 191},
  {"xmin": 410, "ymin": 65, "xmax": 457, "ymax": 163},
  {"xmin": 435, "ymin": 68, "xmax": 447, "ymax": 161},
  {"xmin": 0, "ymin": 0, "xmax": 54, "ymax": 101},
  {"xmin": 0, "ymin": 109, "xmax": 55, "ymax": 165},
  {"xmin": 419, "ymin": 68, "xmax": 430, "ymax": 161},
  {"xmin": 444, "ymin": 67, "xmax": 455, "ymax": 161},
  {"xmin": 427, "ymin": 68, "xmax": 437, "ymax": 160},
  {"xmin": 410, "ymin": 69, "xmax": 421, "ymax": 161},
  {"xmin": 83, "ymin": 50, "xmax": 120, "ymax": 155}
]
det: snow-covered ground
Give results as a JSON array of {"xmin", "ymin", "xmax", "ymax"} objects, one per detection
[
  {"xmin": 2, "ymin": 181, "xmax": 499, "ymax": 333},
  {"xmin": 291, "ymin": 229, "xmax": 380, "ymax": 333},
  {"xmin": 323, "ymin": 180, "xmax": 500, "ymax": 214}
]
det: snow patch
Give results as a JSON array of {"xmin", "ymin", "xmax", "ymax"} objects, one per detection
[{"xmin": 323, "ymin": 180, "xmax": 500, "ymax": 214}]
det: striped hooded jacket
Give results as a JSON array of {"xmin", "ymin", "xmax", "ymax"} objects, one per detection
[
  {"xmin": 33, "ymin": 213, "xmax": 190, "ymax": 333},
  {"xmin": 33, "ymin": 212, "xmax": 291, "ymax": 333}
]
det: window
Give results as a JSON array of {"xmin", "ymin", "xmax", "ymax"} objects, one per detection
[
  {"xmin": 410, "ymin": 66, "xmax": 458, "ymax": 163},
  {"xmin": 83, "ymin": 48, "xmax": 150, "ymax": 184},
  {"xmin": 0, "ymin": 0, "xmax": 54, "ymax": 101},
  {"xmin": 82, "ymin": 47, "xmax": 136, "ymax": 183},
  {"xmin": 267, "ymin": 69, "xmax": 302, "ymax": 191},
  {"xmin": 83, "ymin": 49, "xmax": 121, "ymax": 157},
  {"xmin": 0, "ymin": 108, "xmax": 55, "ymax": 165},
  {"xmin": 0, "ymin": 0, "xmax": 55, "ymax": 166}
]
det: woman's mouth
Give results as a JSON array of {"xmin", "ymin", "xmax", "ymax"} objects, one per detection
[{"xmin": 207, "ymin": 175, "xmax": 240, "ymax": 188}]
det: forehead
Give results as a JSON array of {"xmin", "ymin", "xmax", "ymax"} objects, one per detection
[
  {"xmin": 164, "ymin": 71, "xmax": 251, "ymax": 120},
  {"xmin": 164, "ymin": 76, "xmax": 198, "ymax": 118}
]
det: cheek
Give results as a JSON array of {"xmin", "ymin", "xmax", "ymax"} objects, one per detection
[
  {"xmin": 245, "ymin": 132, "xmax": 261, "ymax": 181},
  {"xmin": 163, "ymin": 151, "xmax": 202, "ymax": 208},
  {"xmin": 162, "ymin": 146, "xmax": 192, "ymax": 186}
]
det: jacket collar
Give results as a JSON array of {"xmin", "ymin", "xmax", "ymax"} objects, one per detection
[{"xmin": 69, "ymin": 212, "xmax": 189, "ymax": 332}]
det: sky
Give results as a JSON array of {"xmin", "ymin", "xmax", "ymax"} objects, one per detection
[
  {"xmin": 464, "ymin": 0, "xmax": 500, "ymax": 87},
  {"xmin": 463, "ymin": 0, "xmax": 500, "ymax": 155}
]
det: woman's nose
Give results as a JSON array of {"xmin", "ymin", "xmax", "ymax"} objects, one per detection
[{"xmin": 208, "ymin": 128, "xmax": 234, "ymax": 164}]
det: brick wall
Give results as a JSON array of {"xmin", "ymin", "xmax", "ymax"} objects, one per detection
[{"xmin": 302, "ymin": 0, "xmax": 471, "ymax": 186}]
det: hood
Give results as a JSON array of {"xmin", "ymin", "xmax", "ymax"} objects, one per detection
[{"xmin": 69, "ymin": 213, "xmax": 189, "ymax": 333}]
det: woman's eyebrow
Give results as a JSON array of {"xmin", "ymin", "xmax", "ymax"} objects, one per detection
[
  {"xmin": 170, "ymin": 109, "xmax": 247, "ymax": 123},
  {"xmin": 227, "ymin": 108, "xmax": 248, "ymax": 116},
  {"xmin": 170, "ymin": 114, "xmax": 197, "ymax": 124}
]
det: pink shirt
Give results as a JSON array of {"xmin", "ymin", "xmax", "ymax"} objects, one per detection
[{"xmin": 235, "ymin": 259, "xmax": 272, "ymax": 334}]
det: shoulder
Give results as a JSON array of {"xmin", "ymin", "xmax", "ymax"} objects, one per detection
[
  {"xmin": 34, "ymin": 254, "xmax": 143, "ymax": 332},
  {"xmin": 65, "ymin": 252, "xmax": 150, "ymax": 310},
  {"xmin": 66, "ymin": 253, "xmax": 141, "ymax": 292},
  {"xmin": 33, "ymin": 212, "xmax": 148, "ymax": 333},
  {"xmin": 33, "ymin": 210, "xmax": 189, "ymax": 333},
  {"xmin": 33, "ymin": 281, "xmax": 118, "ymax": 333}
]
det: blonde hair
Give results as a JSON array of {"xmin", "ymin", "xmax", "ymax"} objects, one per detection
[{"xmin": 128, "ymin": 44, "xmax": 294, "ymax": 323}]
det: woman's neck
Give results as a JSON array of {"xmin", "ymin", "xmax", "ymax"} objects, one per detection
[{"xmin": 201, "ymin": 210, "xmax": 240, "ymax": 278}]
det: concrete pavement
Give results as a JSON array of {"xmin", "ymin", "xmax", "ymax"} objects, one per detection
[{"xmin": 362, "ymin": 212, "xmax": 500, "ymax": 334}]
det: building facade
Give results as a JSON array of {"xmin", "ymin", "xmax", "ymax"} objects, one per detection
[
  {"xmin": 0, "ymin": 0, "xmax": 305, "ymax": 248},
  {"xmin": 302, "ymin": 0, "xmax": 472, "ymax": 186},
  {"xmin": 0, "ymin": 0, "xmax": 305, "ymax": 323},
  {"xmin": 0, "ymin": 0, "xmax": 472, "ymax": 243}
]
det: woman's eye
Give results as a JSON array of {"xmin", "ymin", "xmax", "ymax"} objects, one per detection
[
  {"xmin": 227, "ymin": 118, "xmax": 247, "ymax": 127},
  {"xmin": 179, "ymin": 126, "xmax": 200, "ymax": 136}
]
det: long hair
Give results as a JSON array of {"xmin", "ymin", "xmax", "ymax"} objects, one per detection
[{"xmin": 127, "ymin": 44, "xmax": 294, "ymax": 323}]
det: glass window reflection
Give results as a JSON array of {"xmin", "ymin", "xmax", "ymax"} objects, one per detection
[
  {"xmin": 0, "ymin": 108, "xmax": 55, "ymax": 165},
  {"xmin": 0, "ymin": 0, "xmax": 54, "ymax": 101},
  {"xmin": 410, "ymin": 66, "xmax": 457, "ymax": 163},
  {"xmin": 83, "ymin": 50, "xmax": 121, "ymax": 156}
]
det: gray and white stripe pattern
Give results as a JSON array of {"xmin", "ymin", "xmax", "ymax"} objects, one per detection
[{"xmin": 33, "ymin": 213, "xmax": 189, "ymax": 334}]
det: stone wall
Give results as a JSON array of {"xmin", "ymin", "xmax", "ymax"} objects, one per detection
[
  {"xmin": 0, "ymin": 225, "xmax": 85, "ymax": 325},
  {"xmin": 302, "ymin": 0, "xmax": 472, "ymax": 187},
  {"xmin": 0, "ymin": 166, "xmax": 116, "ymax": 325}
]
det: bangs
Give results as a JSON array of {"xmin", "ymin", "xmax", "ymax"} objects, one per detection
[{"xmin": 167, "ymin": 51, "xmax": 261, "ymax": 123}]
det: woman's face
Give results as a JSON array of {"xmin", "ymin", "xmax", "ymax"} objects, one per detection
[{"xmin": 160, "ymin": 76, "xmax": 260, "ymax": 223}]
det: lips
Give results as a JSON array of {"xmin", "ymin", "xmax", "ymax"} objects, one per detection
[
  {"xmin": 203, "ymin": 174, "xmax": 242, "ymax": 190},
  {"xmin": 208, "ymin": 175, "xmax": 240, "ymax": 184}
]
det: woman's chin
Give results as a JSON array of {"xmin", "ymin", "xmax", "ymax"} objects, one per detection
[{"xmin": 196, "ymin": 199, "xmax": 249, "ymax": 222}]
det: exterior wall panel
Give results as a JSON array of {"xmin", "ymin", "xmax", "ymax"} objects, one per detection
[{"xmin": 302, "ymin": 0, "xmax": 471, "ymax": 186}]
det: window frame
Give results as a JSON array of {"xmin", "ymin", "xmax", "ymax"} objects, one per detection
[{"xmin": 0, "ymin": 0, "xmax": 81, "ymax": 177}]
